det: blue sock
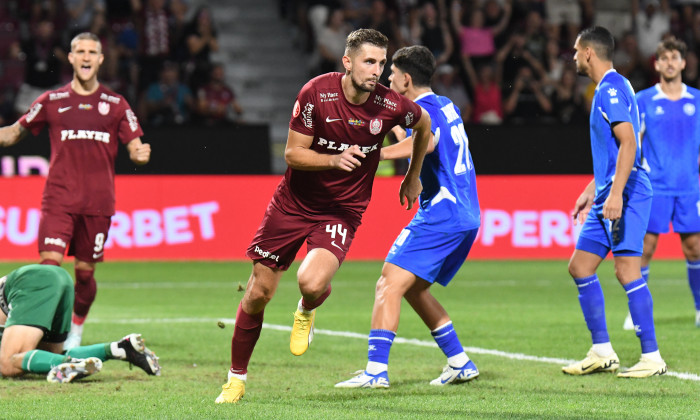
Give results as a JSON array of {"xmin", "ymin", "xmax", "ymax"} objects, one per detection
[
  {"xmin": 574, "ymin": 275, "xmax": 609, "ymax": 344},
  {"xmin": 687, "ymin": 260, "xmax": 700, "ymax": 310},
  {"xmin": 431, "ymin": 322, "xmax": 463, "ymax": 358},
  {"xmin": 624, "ymin": 278, "xmax": 658, "ymax": 353},
  {"xmin": 367, "ymin": 329, "xmax": 396, "ymax": 366},
  {"xmin": 641, "ymin": 265, "xmax": 650, "ymax": 283}
]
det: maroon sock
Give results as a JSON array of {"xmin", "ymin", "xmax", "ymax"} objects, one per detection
[
  {"xmin": 230, "ymin": 303, "xmax": 264, "ymax": 375},
  {"xmin": 40, "ymin": 259, "xmax": 60, "ymax": 266},
  {"xmin": 301, "ymin": 285, "xmax": 332, "ymax": 311},
  {"xmin": 74, "ymin": 269, "xmax": 96, "ymax": 318}
]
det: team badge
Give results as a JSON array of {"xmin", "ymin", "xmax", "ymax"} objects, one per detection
[
  {"xmin": 98, "ymin": 101, "xmax": 110, "ymax": 115},
  {"xmin": 369, "ymin": 118, "xmax": 382, "ymax": 135},
  {"xmin": 684, "ymin": 103, "xmax": 695, "ymax": 116}
]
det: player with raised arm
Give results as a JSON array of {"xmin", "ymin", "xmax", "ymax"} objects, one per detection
[
  {"xmin": 0, "ymin": 264, "xmax": 160, "ymax": 383},
  {"xmin": 335, "ymin": 45, "xmax": 481, "ymax": 388},
  {"xmin": 563, "ymin": 26, "xmax": 666, "ymax": 378},
  {"xmin": 215, "ymin": 29, "xmax": 432, "ymax": 404},
  {"xmin": 0, "ymin": 32, "xmax": 150, "ymax": 351},
  {"xmin": 621, "ymin": 37, "xmax": 700, "ymax": 330}
]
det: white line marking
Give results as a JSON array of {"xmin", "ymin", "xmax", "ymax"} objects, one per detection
[{"xmin": 89, "ymin": 317, "xmax": 700, "ymax": 382}]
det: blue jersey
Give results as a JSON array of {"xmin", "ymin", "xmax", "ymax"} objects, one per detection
[
  {"xmin": 637, "ymin": 83, "xmax": 700, "ymax": 195},
  {"xmin": 406, "ymin": 92, "xmax": 480, "ymax": 231},
  {"xmin": 589, "ymin": 70, "xmax": 649, "ymax": 199}
]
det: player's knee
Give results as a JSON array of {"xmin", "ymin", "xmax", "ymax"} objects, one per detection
[{"xmin": 0, "ymin": 357, "xmax": 21, "ymax": 377}]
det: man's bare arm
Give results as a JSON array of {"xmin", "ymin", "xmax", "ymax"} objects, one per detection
[{"xmin": 0, "ymin": 122, "xmax": 28, "ymax": 147}]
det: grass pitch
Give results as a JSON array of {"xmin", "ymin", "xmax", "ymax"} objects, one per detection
[{"xmin": 0, "ymin": 260, "xmax": 698, "ymax": 419}]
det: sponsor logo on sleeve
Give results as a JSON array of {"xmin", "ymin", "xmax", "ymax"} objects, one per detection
[
  {"xmin": 369, "ymin": 118, "xmax": 383, "ymax": 135},
  {"xmin": 126, "ymin": 109, "xmax": 139, "ymax": 132},
  {"xmin": 405, "ymin": 112, "xmax": 414, "ymax": 126},
  {"xmin": 25, "ymin": 103, "xmax": 42, "ymax": 123},
  {"xmin": 302, "ymin": 103, "xmax": 314, "ymax": 129},
  {"xmin": 292, "ymin": 100, "xmax": 300, "ymax": 118}
]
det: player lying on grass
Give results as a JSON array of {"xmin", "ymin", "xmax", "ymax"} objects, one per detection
[{"xmin": 0, "ymin": 264, "xmax": 161, "ymax": 383}]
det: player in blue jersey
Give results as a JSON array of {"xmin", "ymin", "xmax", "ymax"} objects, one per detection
[
  {"xmin": 563, "ymin": 27, "xmax": 666, "ymax": 378},
  {"xmin": 621, "ymin": 37, "xmax": 700, "ymax": 330},
  {"xmin": 335, "ymin": 45, "xmax": 481, "ymax": 388}
]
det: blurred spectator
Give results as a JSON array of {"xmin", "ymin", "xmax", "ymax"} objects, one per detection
[
  {"xmin": 497, "ymin": 32, "xmax": 546, "ymax": 89},
  {"xmin": 541, "ymin": 38, "xmax": 566, "ymax": 92},
  {"xmin": 137, "ymin": 0, "xmax": 170, "ymax": 93},
  {"xmin": 168, "ymin": 0, "xmax": 190, "ymax": 63},
  {"xmin": 550, "ymin": 66, "xmax": 586, "ymax": 124},
  {"xmin": 594, "ymin": 0, "xmax": 632, "ymax": 40},
  {"xmin": 64, "ymin": 0, "xmax": 106, "ymax": 37},
  {"xmin": 522, "ymin": 10, "xmax": 548, "ymax": 63},
  {"xmin": 482, "ymin": 0, "xmax": 512, "ymax": 49},
  {"xmin": 315, "ymin": 7, "xmax": 351, "ymax": 74},
  {"xmin": 341, "ymin": 0, "xmax": 372, "ymax": 29},
  {"xmin": 543, "ymin": 0, "xmax": 582, "ymax": 47},
  {"xmin": 463, "ymin": 53, "xmax": 503, "ymax": 124},
  {"xmin": 358, "ymin": 0, "xmax": 404, "ymax": 83},
  {"xmin": 113, "ymin": 21, "xmax": 140, "ymax": 102},
  {"xmin": 433, "ymin": 64, "xmax": 472, "ymax": 121},
  {"xmin": 195, "ymin": 63, "xmax": 244, "ymax": 125},
  {"xmin": 614, "ymin": 30, "xmax": 649, "ymax": 92},
  {"xmin": 142, "ymin": 61, "xmax": 193, "ymax": 126},
  {"xmin": 185, "ymin": 6, "xmax": 219, "ymax": 90},
  {"xmin": 14, "ymin": 18, "xmax": 67, "ymax": 114},
  {"xmin": 503, "ymin": 66, "xmax": 552, "ymax": 124},
  {"xmin": 451, "ymin": 0, "xmax": 512, "ymax": 65},
  {"xmin": 683, "ymin": 49, "xmax": 699, "ymax": 89},
  {"xmin": 410, "ymin": 1, "xmax": 453, "ymax": 67},
  {"xmin": 632, "ymin": 0, "xmax": 670, "ymax": 60}
]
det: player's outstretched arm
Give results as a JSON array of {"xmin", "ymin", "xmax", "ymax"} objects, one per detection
[
  {"xmin": 0, "ymin": 122, "xmax": 28, "ymax": 148},
  {"xmin": 127, "ymin": 138, "xmax": 151, "ymax": 166},
  {"xmin": 572, "ymin": 178, "xmax": 596, "ymax": 225},
  {"xmin": 285, "ymin": 128, "xmax": 366, "ymax": 172},
  {"xmin": 399, "ymin": 109, "xmax": 431, "ymax": 210},
  {"xmin": 381, "ymin": 126, "xmax": 435, "ymax": 161}
]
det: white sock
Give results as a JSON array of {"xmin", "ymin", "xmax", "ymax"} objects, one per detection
[
  {"xmin": 447, "ymin": 352, "xmax": 469, "ymax": 367},
  {"xmin": 641, "ymin": 350, "xmax": 664, "ymax": 363},
  {"xmin": 297, "ymin": 298, "xmax": 313, "ymax": 314},
  {"xmin": 70, "ymin": 322, "xmax": 84, "ymax": 336},
  {"xmin": 228, "ymin": 370, "xmax": 247, "ymax": 382},
  {"xmin": 365, "ymin": 361, "xmax": 387, "ymax": 375},
  {"xmin": 591, "ymin": 342, "xmax": 614, "ymax": 357},
  {"xmin": 110, "ymin": 342, "xmax": 126, "ymax": 359}
]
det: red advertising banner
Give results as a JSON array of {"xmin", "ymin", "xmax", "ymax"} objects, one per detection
[{"xmin": 0, "ymin": 175, "xmax": 684, "ymax": 261}]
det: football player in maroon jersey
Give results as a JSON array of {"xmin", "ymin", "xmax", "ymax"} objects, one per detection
[
  {"xmin": 0, "ymin": 33, "xmax": 151, "ymax": 351},
  {"xmin": 215, "ymin": 28, "xmax": 432, "ymax": 404}
]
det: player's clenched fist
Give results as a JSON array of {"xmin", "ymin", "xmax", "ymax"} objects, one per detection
[
  {"xmin": 130, "ymin": 142, "xmax": 151, "ymax": 165},
  {"xmin": 332, "ymin": 144, "xmax": 366, "ymax": 172}
]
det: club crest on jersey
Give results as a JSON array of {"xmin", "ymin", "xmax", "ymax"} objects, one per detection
[
  {"xmin": 98, "ymin": 101, "xmax": 110, "ymax": 115},
  {"xmin": 369, "ymin": 118, "xmax": 382, "ymax": 135},
  {"xmin": 684, "ymin": 103, "xmax": 695, "ymax": 116},
  {"xmin": 79, "ymin": 103, "xmax": 93, "ymax": 110}
]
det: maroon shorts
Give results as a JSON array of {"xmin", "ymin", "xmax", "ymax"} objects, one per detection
[
  {"xmin": 38, "ymin": 209, "xmax": 112, "ymax": 263},
  {"xmin": 246, "ymin": 200, "xmax": 361, "ymax": 271}
]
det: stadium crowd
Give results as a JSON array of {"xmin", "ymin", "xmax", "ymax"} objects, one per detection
[
  {"xmin": 282, "ymin": 0, "xmax": 700, "ymax": 125},
  {"xmin": 0, "ymin": 0, "xmax": 243, "ymax": 128}
]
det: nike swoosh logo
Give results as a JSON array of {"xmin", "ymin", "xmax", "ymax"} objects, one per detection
[
  {"xmin": 92, "ymin": 252, "xmax": 104, "ymax": 259},
  {"xmin": 581, "ymin": 363, "xmax": 595, "ymax": 371},
  {"xmin": 58, "ymin": 106, "xmax": 72, "ymax": 113},
  {"xmin": 331, "ymin": 241, "xmax": 343, "ymax": 251},
  {"xmin": 326, "ymin": 117, "xmax": 342, "ymax": 123}
]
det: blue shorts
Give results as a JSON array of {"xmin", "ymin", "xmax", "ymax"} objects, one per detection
[
  {"xmin": 647, "ymin": 193, "xmax": 700, "ymax": 234},
  {"xmin": 385, "ymin": 224, "xmax": 478, "ymax": 286},
  {"xmin": 576, "ymin": 183, "xmax": 652, "ymax": 258}
]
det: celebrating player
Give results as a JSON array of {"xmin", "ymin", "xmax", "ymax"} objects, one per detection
[
  {"xmin": 620, "ymin": 37, "xmax": 700, "ymax": 330},
  {"xmin": 215, "ymin": 29, "xmax": 432, "ymax": 404},
  {"xmin": 563, "ymin": 26, "xmax": 666, "ymax": 378},
  {"xmin": 0, "ymin": 264, "xmax": 160, "ymax": 382},
  {"xmin": 335, "ymin": 45, "xmax": 481, "ymax": 388},
  {"xmin": 0, "ymin": 32, "xmax": 151, "ymax": 350}
]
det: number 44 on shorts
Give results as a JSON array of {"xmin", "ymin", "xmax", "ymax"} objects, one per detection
[{"xmin": 326, "ymin": 223, "xmax": 347, "ymax": 250}]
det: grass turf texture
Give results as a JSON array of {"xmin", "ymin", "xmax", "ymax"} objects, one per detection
[{"xmin": 0, "ymin": 260, "xmax": 698, "ymax": 419}]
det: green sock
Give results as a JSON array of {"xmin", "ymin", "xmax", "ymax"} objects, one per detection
[
  {"xmin": 21, "ymin": 350, "xmax": 68, "ymax": 373},
  {"xmin": 65, "ymin": 343, "xmax": 110, "ymax": 361}
]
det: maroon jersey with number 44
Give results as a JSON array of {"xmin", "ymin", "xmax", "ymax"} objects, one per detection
[
  {"xmin": 286, "ymin": 72, "xmax": 423, "ymax": 217},
  {"xmin": 19, "ymin": 83, "xmax": 144, "ymax": 216}
]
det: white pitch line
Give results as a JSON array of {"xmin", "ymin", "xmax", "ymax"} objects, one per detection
[{"xmin": 90, "ymin": 316, "xmax": 700, "ymax": 382}]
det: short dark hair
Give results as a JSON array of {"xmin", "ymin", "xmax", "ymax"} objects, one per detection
[
  {"xmin": 577, "ymin": 26, "xmax": 614, "ymax": 62},
  {"xmin": 656, "ymin": 36, "xmax": 687, "ymax": 59},
  {"xmin": 345, "ymin": 28, "xmax": 389, "ymax": 56},
  {"xmin": 392, "ymin": 45, "xmax": 436, "ymax": 87}
]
